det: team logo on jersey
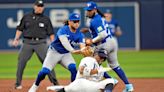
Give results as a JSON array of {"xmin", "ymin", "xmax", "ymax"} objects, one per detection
[
  {"xmin": 97, "ymin": 26, "xmax": 103, "ymax": 32},
  {"xmin": 39, "ymin": 23, "xmax": 44, "ymax": 27}
]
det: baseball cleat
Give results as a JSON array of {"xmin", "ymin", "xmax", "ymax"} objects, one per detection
[
  {"xmin": 15, "ymin": 85, "xmax": 22, "ymax": 89},
  {"xmin": 47, "ymin": 85, "xmax": 64, "ymax": 91},
  {"xmin": 28, "ymin": 83, "xmax": 38, "ymax": 92},
  {"xmin": 123, "ymin": 84, "xmax": 134, "ymax": 92}
]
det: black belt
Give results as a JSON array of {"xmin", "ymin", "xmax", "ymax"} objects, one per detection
[{"xmin": 24, "ymin": 37, "xmax": 44, "ymax": 41}]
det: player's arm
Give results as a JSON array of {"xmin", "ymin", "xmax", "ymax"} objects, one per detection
[
  {"xmin": 59, "ymin": 35, "xmax": 81, "ymax": 54},
  {"xmin": 79, "ymin": 66, "xmax": 98, "ymax": 76},
  {"xmin": 91, "ymin": 19, "xmax": 108, "ymax": 43},
  {"xmin": 115, "ymin": 26, "xmax": 122, "ymax": 37},
  {"xmin": 79, "ymin": 64, "xmax": 111, "ymax": 76},
  {"xmin": 92, "ymin": 30, "xmax": 108, "ymax": 43}
]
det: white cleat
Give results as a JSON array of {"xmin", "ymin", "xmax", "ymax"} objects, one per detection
[
  {"xmin": 28, "ymin": 83, "xmax": 38, "ymax": 92},
  {"xmin": 47, "ymin": 85, "xmax": 64, "ymax": 91}
]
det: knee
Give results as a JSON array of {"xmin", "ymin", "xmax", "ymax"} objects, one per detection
[
  {"xmin": 68, "ymin": 63, "xmax": 77, "ymax": 72},
  {"xmin": 39, "ymin": 67, "xmax": 51, "ymax": 75}
]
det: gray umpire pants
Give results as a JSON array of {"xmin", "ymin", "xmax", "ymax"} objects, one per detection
[{"xmin": 16, "ymin": 39, "xmax": 58, "ymax": 85}]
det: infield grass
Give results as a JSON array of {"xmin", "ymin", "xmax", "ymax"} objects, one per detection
[{"xmin": 0, "ymin": 50, "xmax": 164, "ymax": 79}]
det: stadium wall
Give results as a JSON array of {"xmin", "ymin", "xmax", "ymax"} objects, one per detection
[{"xmin": 0, "ymin": 0, "xmax": 163, "ymax": 50}]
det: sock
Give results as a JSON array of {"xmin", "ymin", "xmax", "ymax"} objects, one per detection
[
  {"xmin": 104, "ymin": 72, "xmax": 111, "ymax": 78},
  {"xmin": 113, "ymin": 66, "xmax": 129, "ymax": 84},
  {"xmin": 35, "ymin": 67, "xmax": 50, "ymax": 86},
  {"xmin": 104, "ymin": 83, "xmax": 114, "ymax": 92},
  {"xmin": 68, "ymin": 63, "xmax": 77, "ymax": 82}
]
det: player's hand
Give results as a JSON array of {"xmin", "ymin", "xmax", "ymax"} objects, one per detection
[
  {"xmin": 85, "ymin": 38, "xmax": 92, "ymax": 46},
  {"xmin": 12, "ymin": 39, "xmax": 19, "ymax": 47}
]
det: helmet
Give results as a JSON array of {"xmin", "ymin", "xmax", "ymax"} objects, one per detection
[{"xmin": 96, "ymin": 48, "xmax": 108, "ymax": 59}]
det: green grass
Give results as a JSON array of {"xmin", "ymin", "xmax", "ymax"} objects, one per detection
[{"xmin": 0, "ymin": 50, "xmax": 164, "ymax": 79}]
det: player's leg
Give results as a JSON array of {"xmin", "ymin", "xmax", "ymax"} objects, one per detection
[
  {"xmin": 61, "ymin": 53, "xmax": 77, "ymax": 82},
  {"xmin": 29, "ymin": 47, "xmax": 62, "ymax": 92},
  {"xmin": 107, "ymin": 46, "xmax": 134, "ymax": 92},
  {"xmin": 15, "ymin": 43, "xmax": 34, "ymax": 89},
  {"xmin": 34, "ymin": 43, "xmax": 59, "ymax": 85},
  {"xmin": 97, "ymin": 78, "xmax": 115, "ymax": 92}
]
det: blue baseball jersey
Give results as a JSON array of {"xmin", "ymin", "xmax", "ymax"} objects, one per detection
[
  {"xmin": 51, "ymin": 25, "xmax": 84, "ymax": 54},
  {"xmin": 106, "ymin": 19, "xmax": 119, "ymax": 36},
  {"xmin": 89, "ymin": 14, "xmax": 111, "ymax": 43}
]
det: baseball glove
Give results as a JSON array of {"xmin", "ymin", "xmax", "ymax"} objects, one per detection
[{"xmin": 81, "ymin": 46, "xmax": 94, "ymax": 57}]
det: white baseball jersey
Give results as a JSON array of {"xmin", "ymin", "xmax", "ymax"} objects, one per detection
[
  {"xmin": 64, "ymin": 57, "xmax": 114, "ymax": 92},
  {"xmin": 76, "ymin": 57, "xmax": 103, "ymax": 81}
]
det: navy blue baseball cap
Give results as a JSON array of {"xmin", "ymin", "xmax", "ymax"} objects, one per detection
[
  {"xmin": 84, "ymin": 1, "xmax": 97, "ymax": 11},
  {"xmin": 69, "ymin": 13, "xmax": 80, "ymax": 21}
]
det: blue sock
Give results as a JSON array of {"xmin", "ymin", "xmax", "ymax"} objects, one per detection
[
  {"xmin": 68, "ymin": 63, "xmax": 77, "ymax": 82},
  {"xmin": 104, "ymin": 72, "xmax": 111, "ymax": 78},
  {"xmin": 35, "ymin": 67, "xmax": 50, "ymax": 86},
  {"xmin": 113, "ymin": 66, "xmax": 129, "ymax": 84}
]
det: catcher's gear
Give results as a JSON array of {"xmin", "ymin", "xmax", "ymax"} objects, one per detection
[{"xmin": 81, "ymin": 46, "xmax": 94, "ymax": 57}]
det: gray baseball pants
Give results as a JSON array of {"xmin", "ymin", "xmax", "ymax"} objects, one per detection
[{"xmin": 16, "ymin": 42, "xmax": 58, "ymax": 86}]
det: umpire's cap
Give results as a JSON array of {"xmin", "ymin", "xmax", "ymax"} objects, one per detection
[
  {"xmin": 34, "ymin": 0, "xmax": 44, "ymax": 7},
  {"xmin": 96, "ymin": 48, "xmax": 108, "ymax": 59},
  {"xmin": 69, "ymin": 13, "xmax": 80, "ymax": 21},
  {"xmin": 84, "ymin": 1, "xmax": 97, "ymax": 11}
]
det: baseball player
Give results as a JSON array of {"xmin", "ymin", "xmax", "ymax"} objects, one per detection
[
  {"xmin": 82, "ymin": 1, "xmax": 134, "ymax": 92},
  {"xmin": 28, "ymin": 13, "xmax": 86, "ymax": 92},
  {"xmin": 47, "ymin": 48, "xmax": 116, "ymax": 92},
  {"xmin": 104, "ymin": 10, "xmax": 122, "ymax": 48}
]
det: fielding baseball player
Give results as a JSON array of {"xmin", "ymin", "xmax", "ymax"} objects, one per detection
[
  {"xmin": 47, "ymin": 48, "xmax": 116, "ymax": 92},
  {"xmin": 104, "ymin": 11, "xmax": 122, "ymax": 48},
  {"xmin": 82, "ymin": 1, "xmax": 134, "ymax": 92},
  {"xmin": 28, "ymin": 13, "xmax": 89, "ymax": 92}
]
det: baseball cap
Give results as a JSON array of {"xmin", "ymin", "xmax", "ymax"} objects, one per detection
[
  {"xmin": 97, "ymin": 48, "xmax": 108, "ymax": 59},
  {"xmin": 106, "ymin": 9, "xmax": 112, "ymax": 14},
  {"xmin": 84, "ymin": 1, "xmax": 97, "ymax": 11},
  {"xmin": 34, "ymin": 0, "xmax": 44, "ymax": 7},
  {"xmin": 69, "ymin": 13, "xmax": 80, "ymax": 21}
]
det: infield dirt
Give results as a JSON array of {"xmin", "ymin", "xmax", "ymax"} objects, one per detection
[{"xmin": 0, "ymin": 78, "xmax": 164, "ymax": 92}]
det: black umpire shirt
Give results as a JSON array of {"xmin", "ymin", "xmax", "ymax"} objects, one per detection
[{"xmin": 17, "ymin": 11, "xmax": 54, "ymax": 39}]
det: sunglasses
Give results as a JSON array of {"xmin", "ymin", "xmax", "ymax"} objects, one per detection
[
  {"xmin": 37, "ymin": 5, "xmax": 44, "ymax": 7},
  {"xmin": 72, "ymin": 20, "xmax": 80, "ymax": 23}
]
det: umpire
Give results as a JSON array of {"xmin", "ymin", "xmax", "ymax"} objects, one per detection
[{"xmin": 13, "ymin": 0, "xmax": 59, "ymax": 89}]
